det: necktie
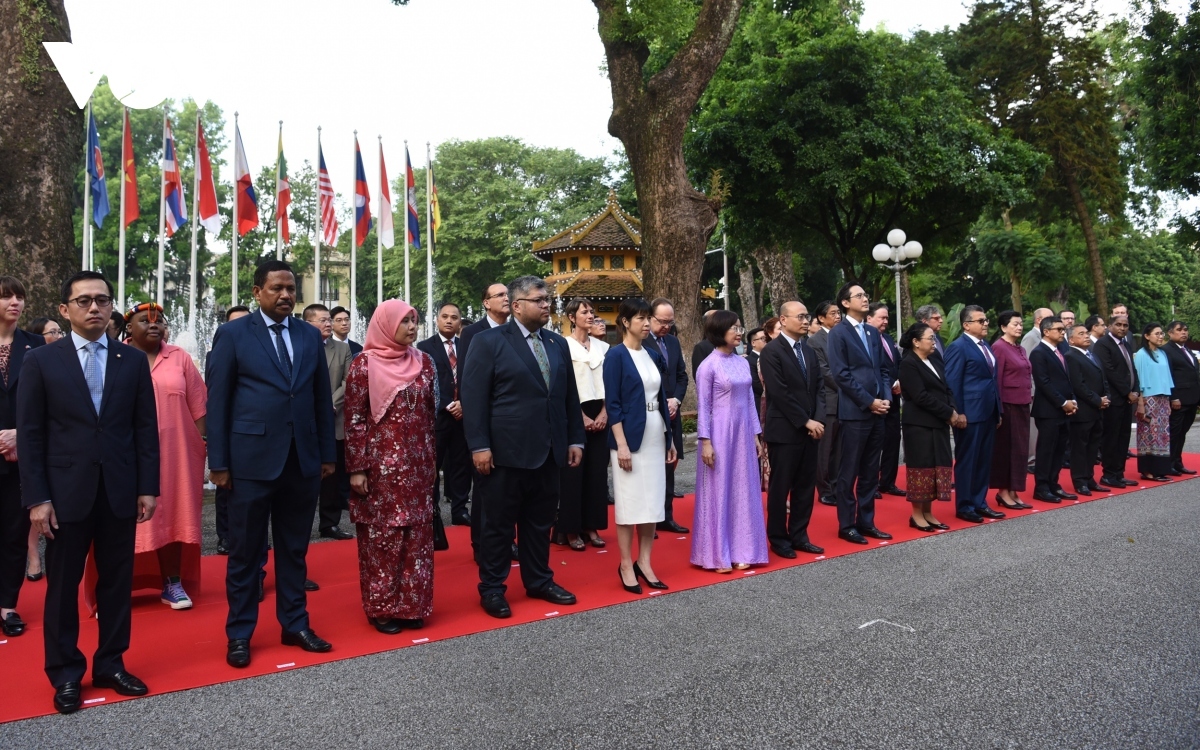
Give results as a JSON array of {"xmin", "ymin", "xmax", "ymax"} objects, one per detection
[
  {"xmin": 1087, "ymin": 349, "xmax": 1099, "ymax": 367},
  {"xmin": 83, "ymin": 341, "xmax": 104, "ymax": 415},
  {"xmin": 793, "ymin": 340, "xmax": 808, "ymax": 383},
  {"xmin": 858, "ymin": 324, "xmax": 872, "ymax": 365},
  {"xmin": 977, "ymin": 340, "xmax": 995, "ymax": 373},
  {"xmin": 270, "ymin": 323, "xmax": 293, "ymax": 380},
  {"xmin": 529, "ymin": 331, "xmax": 551, "ymax": 390},
  {"xmin": 655, "ymin": 336, "xmax": 668, "ymax": 362},
  {"xmin": 882, "ymin": 339, "xmax": 894, "ymax": 363},
  {"xmin": 1118, "ymin": 338, "xmax": 1133, "ymax": 379},
  {"xmin": 1055, "ymin": 347, "xmax": 1067, "ymax": 372},
  {"xmin": 446, "ymin": 338, "xmax": 458, "ymax": 398},
  {"xmin": 1181, "ymin": 344, "xmax": 1196, "ymax": 368}
]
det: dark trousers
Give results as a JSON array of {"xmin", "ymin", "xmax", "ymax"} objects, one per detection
[
  {"xmin": 225, "ymin": 443, "xmax": 320, "ymax": 640},
  {"xmin": 766, "ymin": 438, "xmax": 818, "ymax": 548},
  {"xmin": 1069, "ymin": 419, "xmax": 1102, "ymax": 489},
  {"xmin": 816, "ymin": 413, "xmax": 841, "ymax": 499},
  {"xmin": 879, "ymin": 407, "xmax": 901, "ymax": 489},
  {"xmin": 318, "ymin": 440, "xmax": 348, "ymax": 531},
  {"xmin": 663, "ymin": 416, "xmax": 682, "ymax": 521},
  {"xmin": 1169, "ymin": 401, "xmax": 1198, "ymax": 470},
  {"xmin": 835, "ymin": 417, "xmax": 884, "ymax": 532},
  {"xmin": 953, "ymin": 420, "xmax": 997, "ymax": 514},
  {"xmin": 43, "ymin": 481, "xmax": 135, "ymax": 687},
  {"xmin": 1101, "ymin": 400, "xmax": 1134, "ymax": 478},
  {"xmin": 433, "ymin": 421, "xmax": 471, "ymax": 520},
  {"xmin": 0, "ymin": 469, "xmax": 30, "ymax": 609},
  {"xmin": 475, "ymin": 455, "xmax": 557, "ymax": 597},
  {"xmin": 557, "ymin": 405, "xmax": 610, "ymax": 534},
  {"xmin": 215, "ymin": 485, "xmax": 231, "ymax": 543},
  {"xmin": 1033, "ymin": 417, "xmax": 1069, "ymax": 491}
]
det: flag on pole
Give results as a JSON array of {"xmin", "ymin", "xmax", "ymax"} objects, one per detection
[
  {"xmin": 354, "ymin": 137, "xmax": 372, "ymax": 247},
  {"xmin": 122, "ymin": 109, "xmax": 139, "ymax": 228},
  {"xmin": 87, "ymin": 110, "xmax": 110, "ymax": 229},
  {"xmin": 162, "ymin": 118, "xmax": 188, "ymax": 236},
  {"xmin": 234, "ymin": 122, "xmax": 258, "ymax": 236},
  {"xmin": 429, "ymin": 165, "xmax": 441, "ymax": 243},
  {"xmin": 276, "ymin": 130, "xmax": 291, "ymax": 243},
  {"xmin": 378, "ymin": 144, "xmax": 395, "ymax": 249},
  {"xmin": 318, "ymin": 144, "xmax": 339, "ymax": 245},
  {"xmin": 196, "ymin": 120, "xmax": 221, "ymax": 234},
  {"xmin": 405, "ymin": 146, "xmax": 421, "ymax": 249}
]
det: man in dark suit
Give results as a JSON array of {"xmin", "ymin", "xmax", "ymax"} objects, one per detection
[
  {"xmin": 207, "ymin": 260, "xmax": 337, "ymax": 669},
  {"xmin": 17, "ymin": 271, "xmax": 160, "ymax": 714},
  {"xmin": 417, "ymin": 302, "xmax": 472, "ymax": 526},
  {"xmin": 868, "ymin": 303, "xmax": 905, "ymax": 497},
  {"xmin": 648, "ymin": 298, "xmax": 689, "ymax": 534},
  {"xmin": 944, "ymin": 305, "xmax": 1007, "ymax": 522},
  {"xmin": 807, "ymin": 301, "xmax": 841, "ymax": 506},
  {"xmin": 1093, "ymin": 314, "xmax": 1140, "ymax": 487},
  {"xmin": 760, "ymin": 301, "xmax": 826, "ymax": 558},
  {"xmin": 1165, "ymin": 321, "xmax": 1200, "ymax": 475},
  {"xmin": 209, "ymin": 306, "xmax": 251, "ymax": 555},
  {"xmin": 460, "ymin": 276, "xmax": 586, "ymax": 619},
  {"xmin": 1029, "ymin": 316, "xmax": 1078, "ymax": 503},
  {"xmin": 304, "ymin": 303, "xmax": 354, "ymax": 540},
  {"xmin": 826, "ymin": 282, "xmax": 893, "ymax": 545},
  {"xmin": 330, "ymin": 306, "xmax": 363, "ymax": 356},
  {"xmin": 1066, "ymin": 323, "xmax": 1110, "ymax": 495}
]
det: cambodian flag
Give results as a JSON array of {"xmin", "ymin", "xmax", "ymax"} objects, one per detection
[
  {"xmin": 87, "ymin": 111, "xmax": 110, "ymax": 229},
  {"xmin": 162, "ymin": 118, "xmax": 188, "ymax": 236},
  {"xmin": 354, "ymin": 137, "xmax": 372, "ymax": 247},
  {"xmin": 405, "ymin": 146, "xmax": 421, "ymax": 250},
  {"xmin": 234, "ymin": 122, "xmax": 258, "ymax": 237}
]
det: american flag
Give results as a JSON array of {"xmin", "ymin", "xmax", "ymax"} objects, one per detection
[{"xmin": 318, "ymin": 144, "xmax": 340, "ymax": 246}]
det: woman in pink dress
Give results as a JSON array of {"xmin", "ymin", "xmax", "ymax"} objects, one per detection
[{"xmin": 124, "ymin": 302, "xmax": 206, "ymax": 609}]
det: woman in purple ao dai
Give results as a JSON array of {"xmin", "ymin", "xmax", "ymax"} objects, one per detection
[{"xmin": 691, "ymin": 310, "xmax": 768, "ymax": 573}]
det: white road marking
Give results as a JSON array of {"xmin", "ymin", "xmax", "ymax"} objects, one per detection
[{"xmin": 858, "ymin": 619, "xmax": 916, "ymax": 633}]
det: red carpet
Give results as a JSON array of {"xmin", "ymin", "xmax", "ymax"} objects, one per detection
[{"xmin": 2, "ymin": 456, "xmax": 1195, "ymax": 723}]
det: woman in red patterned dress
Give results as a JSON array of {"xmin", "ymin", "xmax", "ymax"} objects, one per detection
[{"xmin": 344, "ymin": 300, "xmax": 439, "ymax": 635}]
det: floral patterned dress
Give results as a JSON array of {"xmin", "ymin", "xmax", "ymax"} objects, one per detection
[{"xmin": 344, "ymin": 352, "xmax": 439, "ymax": 620}]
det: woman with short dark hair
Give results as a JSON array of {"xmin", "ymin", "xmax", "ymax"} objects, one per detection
[{"xmin": 1134, "ymin": 323, "xmax": 1175, "ymax": 482}]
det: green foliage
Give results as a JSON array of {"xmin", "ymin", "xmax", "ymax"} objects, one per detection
[
  {"xmin": 973, "ymin": 217, "xmax": 1063, "ymax": 306},
  {"xmin": 1106, "ymin": 230, "xmax": 1200, "ymax": 331},
  {"xmin": 943, "ymin": 303, "xmax": 966, "ymax": 344},
  {"xmin": 16, "ymin": 0, "xmax": 56, "ymax": 90}
]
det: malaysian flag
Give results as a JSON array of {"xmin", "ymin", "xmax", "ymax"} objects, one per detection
[{"xmin": 318, "ymin": 143, "xmax": 339, "ymax": 246}]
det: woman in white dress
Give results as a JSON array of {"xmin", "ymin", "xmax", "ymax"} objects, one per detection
[{"xmin": 603, "ymin": 298, "xmax": 677, "ymax": 595}]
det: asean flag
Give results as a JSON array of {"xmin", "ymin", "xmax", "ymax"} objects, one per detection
[
  {"xmin": 354, "ymin": 137, "xmax": 372, "ymax": 247},
  {"xmin": 234, "ymin": 122, "xmax": 258, "ymax": 237}
]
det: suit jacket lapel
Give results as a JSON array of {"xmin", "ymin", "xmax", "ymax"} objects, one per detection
[
  {"xmin": 503, "ymin": 321, "xmax": 548, "ymax": 394},
  {"xmin": 289, "ymin": 324, "xmax": 305, "ymax": 387},
  {"xmin": 55, "ymin": 337, "xmax": 99, "ymax": 418},
  {"xmin": 4, "ymin": 331, "xmax": 29, "ymax": 391},
  {"xmin": 98, "ymin": 339, "xmax": 124, "ymax": 419}
]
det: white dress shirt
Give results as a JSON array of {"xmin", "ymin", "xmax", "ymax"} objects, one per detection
[{"xmin": 261, "ymin": 309, "xmax": 294, "ymax": 362}]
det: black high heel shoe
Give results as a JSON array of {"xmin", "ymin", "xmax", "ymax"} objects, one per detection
[
  {"xmin": 618, "ymin": 566, "xmax": 642, "ymax": 595},
  {"xmin": 908, "ymin": 517, "xmax": 936, "ymax": 533},
  {"xmin": 633, "ymin": 562, "xmax": 668, "ymax": 590},
  {"xmin": 994, "ymin": 492, "xmax": 1022, "ymax": 510},
  {"xmin": 924, "ymin": 518, "xmax": 950, "ymax": 530}
]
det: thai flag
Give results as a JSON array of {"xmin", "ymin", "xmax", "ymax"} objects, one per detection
[
  {"xmin": 378, "ymin": 143, "xmax": 395, "ymax": 250},
  {"xmin": 405, "ymin": 146, "xmax": 421, "ymax": 250},
  {"xmin": 162, "ymin": 118, "xmax": 188, "ymax": 236},
  {"xmin": 354, "ymin": 137, "xmax": 372, "ymax": 247},
  {"xmin": 234, "ymin": 122, "xmax": 258, "ymax": 237},
  {"xmin": 87, "ymin": 111, "xmax": 110, "ymax": 229}
]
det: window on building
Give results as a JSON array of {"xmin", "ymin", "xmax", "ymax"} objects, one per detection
[
  {"xmin": 635, "ymin": 256, "xmax": 643, "ymax": 270},
  {"xmin": 610, "ymin": 255, "xmax": 624, "ymax": 269},
  {"xmin": 590, "ymin": 255, "xmax": 605, "ymax": 270},
  {"xmin": 320, "ymin": 275, "xmax": 340, "ymax": 302},
  {"xmin": 559, "ymin": 259, "xmax": 567, "ymax": 273},
  {"xmin": 571, "ymin": 256, "xmax": 579, "ymax": 271}
]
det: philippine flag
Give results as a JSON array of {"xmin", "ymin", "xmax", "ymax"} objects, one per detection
[
  {"xmin": 354, "ymin": 137, "xmax": 372, "ymax": 247},
  {"xmin": 162, "ymin": 118, "xmax": 188, "ymax": 236},
  {"xmin": 234, "ymin": 122, "xmax": 258, "ymax": 237}
]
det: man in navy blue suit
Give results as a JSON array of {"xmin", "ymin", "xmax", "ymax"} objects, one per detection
[
  {"xmin": 1029, "ymin": 315, "xmax": 1079, "ymax": 503},
  {"xmin": 826, "ymin": 282, "xmax": 893, "ymax": 545},
  {"xmin": 648, "ymin": 298, "xmax": 689, "ymax": 534},
  {"xmin": 944, "ymin": 305, "xmax": 1007, "ymax": 522},
  {"xmin": 460, "ymin": 276, "xmax": 585, "ymax": 619},
  {"xmin": 868, "ymin": 303, "xmax": 906, "ymax": 497},
  {"xmin": 417, "ymin": 302, "xmax": 471, "ymax": 526},
  {"xmin": 207, "ymin": 260, "xmax": 337, "ymax": 669},
  {"xmin": 18, "ymin": 271, "xmax": 160, "ymax": 713}
]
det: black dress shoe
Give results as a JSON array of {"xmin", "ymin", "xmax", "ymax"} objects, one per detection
[
  {"xmin": 882, "ymin": 485, "xmax": 907, "ymax": 496},
  {"xmin": 956, "ymin": 510, "xmax": 985, "ymax": 523},
  {"xmin": 1032, "ymin": 489, "xmax": 1062, "ymax": 503},
  {"xmin": 995, "ymin": 493, "xmax": 1022, "ymax": 510},
  {"xmin": 1166, "ymin": 469, "xmax": 1182, "ymax": 477},
  {"xmin": 795, "ymin": 541, "xmax": 824, "ymax": 555},
  {"xmin": 53, "ymin": 682, "xmax": 82, "ymax": 714},
  {"xmin": 1121, "ymin": 478, "xmax": 1138, "ymax": 486},
  {"xmin": 873, "ymin": 490, "xmax": 883, "ymax": 500},
  {"xmin": 925, "ymin": 519, "xmax": 950, "ymax": 530},
  {"xmin": 656, "ymin": 520, "xmax": 689, "ymax": 534},
  {"xmin": 226, "ymin": 639, "xmax": 251, "ymax": 668},
  {"xmin": 398, "ymin": 618, "xmax": 424, "ymax": 629},
  {"xmin": 1099, "ymin": 476, "xmax": 1126, "ymax": 489},
  {"xmin": 481, "ymin": 593, "xmax": 512, "ymax": 618},
  {"xmin": 281, "ymin": 628, "xmax": 332, "ymax": 652},
  {"xmin": 511, "ymin": 543, "xmax": 520, "ymax": 561},
  {"xmin": 304, "ymin": 579, "xmax": 320, "ymax": 591},
  {"xmin": 526, "ymin": 582, "xmax": 577, "ymax": 605},
  {"xmin": 319, "ymin": 527, "xmax": 354, "ymax": 541},
  {"xmin": 92, "ymin": 670, "xmax": 148, "ymax": 696},
  {"xmin": 216, "ymin": 538, "xmax": 230, "ymax": 555},
  {"xmin": 633, "ymin": 562, "xmax": 668, "ymax": 590},
  {"xmin": 1143, "ymin": 474, "xmax": 1172, "ymax": 482},
  {"xmin": 818, "ymin": 495, "xmax": 837, "ymax": 506},
  {"xmin": 1088, "ymin": 481, "xmax": 1110, "ymax": 492},
  {"xmin": 618, "ymin": 566, "xmax": 642, "ymax": 594},
  {"xmin": 978, "ymin": 507, "xmax": 1006, "ymax": 519},
  {"xmin": 1074, "ymin": 486, "xmax": 1092, "ymax": 496},
  {"xmin": 451, "ymin": 514, "xmax": 472, "ymax": 526},
  {"xmin": 2, "ymin": 611, "xmax": 26, "ymax": 636},
  {"xmin": 909, "ymin": 518, "xmax": 936, "ymax": 532},
  {"xmin": 1054, "ymin": 489, "xmax": 1078, "ymax": 500},
  {"xmin": 838, "ymin": 529, "xmax": 868, "ymax": 544},
  {"xmin": 858, "ymin": 526, "xmax": 892, "ymax": 540},
  {"xmin": 1178, "ymin": 466, "xmax": 1197, "ymax": 475},
  {"xmin": 368, "ymin": 617, "xmax": 403, "ymax": 635},
  {"xmin": 771, "ymin": 544, "xmax": 797, "ymax": 559}
]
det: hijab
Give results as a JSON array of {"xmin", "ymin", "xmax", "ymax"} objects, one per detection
[{"xmin": 362, "ymin": 299, "xmax": 425, "ymax": 423}]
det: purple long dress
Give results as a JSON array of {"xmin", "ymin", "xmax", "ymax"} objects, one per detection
[{"xmin": 691, "ymin": 350, "xmax": 769, "ymax": 569}]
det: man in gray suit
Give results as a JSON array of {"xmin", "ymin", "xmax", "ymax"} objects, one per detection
[
  {"xmin": 305, "ymin": 304, "xmax": 353, "ymax": 540},
  {"xmin": 807, "ymin": 300, "xmax": 841, "ymax": 506}
]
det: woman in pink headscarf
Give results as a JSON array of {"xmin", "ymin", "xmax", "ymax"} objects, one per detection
[{"xmin": 344, "ymin": 300, "xmax": 440, "ymax": 634}]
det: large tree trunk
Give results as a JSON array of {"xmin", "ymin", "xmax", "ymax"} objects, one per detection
[
  {"xmin": 0, "ymin": 0, "xmax": 80, "ymax": 320},
  {"xmin": 752, "ymin": 243, "xmax": 799, "ymax": 313},
  {"xmin": 737, "ymin": 258, "xmax": 759, "ymax": 330},
  {"xmin": 1062, "ymin": 166, "xmax": 1108, "ymax": 318},
  {"xmin": 595, "ymin": 0, "xmax": 743, "ymax": 370}
]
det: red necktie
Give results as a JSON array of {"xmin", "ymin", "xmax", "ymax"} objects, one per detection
[
  {"xmin": 446, "ymin": 338, "xmax": 458, "ymax": 398},
  {"xmin": 1055, "ymin": 348, "xmax": 1067, "ymax": 372}
]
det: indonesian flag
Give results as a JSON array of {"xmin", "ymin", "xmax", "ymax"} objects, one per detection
[
  {"xmin": 122, "ymin": 109, "xmax": 139, "ymax": 228},
  {"xmin": 162, "ymin": 118, "xmax": 188, "ymax": 236},
  {"xmin": 378, "ymin": 142, "xmax": 395, "ymax": 249},
  {"xmin": 276, "ymin": 130, "xmax": 291, "ymax": 244},
  {"xmin": 354, "ymin": 136, "xmax": 372, "ymax": 247},
  {"xmin": 234, "ymin": 122, "xmax": 258, "ymax": 237},
  {"xmin": 196, "ymin": 118, "xmax": 221, "ymax": 234}
]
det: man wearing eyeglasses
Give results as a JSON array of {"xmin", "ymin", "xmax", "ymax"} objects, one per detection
[
  {"xmin": 944, "ymin": 305, "xmax": 1007, "ymax": 522},
  {"xmin": 1028, "ymin": 315, "xmax": 1078, "ymax": 504},
  {"xmin": 915, "ymin": 305, "xmax": 946, "ymax": 362},
  {"xmin": 648, "ymin": 298, "xmax": 690, "ymax": 534},
  {"xmin": 17, "ymin": 271, "xmax": 160, "ymax": 713}
]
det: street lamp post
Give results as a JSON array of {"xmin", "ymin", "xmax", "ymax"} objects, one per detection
[{"xmin": 872, "ymin": 229, "xmax": 923, "ymax": 340}]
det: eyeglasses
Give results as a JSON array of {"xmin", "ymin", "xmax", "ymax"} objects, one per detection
[
  {"xmin": 967, "ymin": 318, "xmax": 989, "ymax": 326},
  {"xmin": 787, "ymin": 313, "xmax": 812, "ymax": 322},
  {"xmin": 731, "ymin": 326, "xmax": 745, "ymax": 334},
  {"xmin": 68, "ymin": 295, "xmax": 113, "ymax": 309},
  {"xmin": 516, "ymin": 296, "xmax": 551, "ymax": 307},
  {"xmin": 850, "ymin": 292, "xmax": 870, "ymax": 301},
  {"xmin": 486, "ymin": 292, "xmax": 510, "ymax": 300},
  {"xmin": 1049, "ymin": 326, "xmax": 1066, "ymax": 333},
  {"xmin": 652, "ymin": 316, "xmax": 675, "ymax": 326}
]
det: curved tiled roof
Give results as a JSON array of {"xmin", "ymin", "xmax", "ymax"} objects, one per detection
[
  {"xmin": 554, "ymin": 271, "xmax": 643, "ymax": 301},
  {"xmin": 532, "ymin": 189, "xmax": 641, "ymax": 260}
]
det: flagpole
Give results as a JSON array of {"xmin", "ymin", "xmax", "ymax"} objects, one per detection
[
  {"xmin": 118, "ymin": 107, "xmax": 128, "ymax": 308},
  {"xmin": 425, "ymin": 141, "xmax": 434, "ymax": 335},
  {"xmin": 350, "ymin": 131, "xmax": 358, "ymax": 341},
  {"xmin": 189, "ymin": 113, "xmax": 201, "ymax": 331},
  {"xmin": 156, "ymin": 106, "xmax": 168, "ymax": 304},
  {"xmin": 231, "ymin": 112, "xmax": 239, "ymax": 307},
  {"xmin": 275, "ymin": 121, "xmax": 283, "ymax": 260},
  {"xmin": 403, "ymin": 139, "xmax": 410, "ymax": 304},
  {"xmin": 377, "ymin": 136, "xmax": 384, "ymax": 306},
  {"xmin": 83, "ymin": 99, "xmax": 92, "ymax": 272},
  {"xmin": 315, "ymin": 127, "xmax": 322, "ymax": 306}
]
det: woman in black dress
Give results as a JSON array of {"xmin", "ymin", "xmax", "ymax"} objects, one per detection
[{"xmin": 898, "ymin": 323, "xmax": 963, "ymax": 531}]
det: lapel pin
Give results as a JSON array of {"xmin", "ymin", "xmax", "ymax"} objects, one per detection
[{"xmin": 116, "ymin": 353, "xmax": 121, "ymax": 358}]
